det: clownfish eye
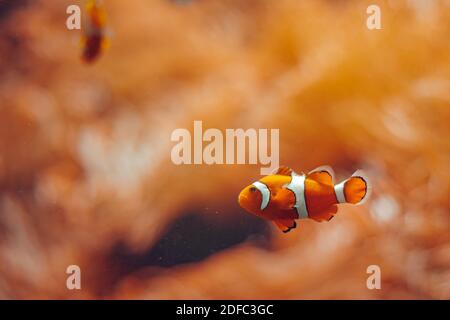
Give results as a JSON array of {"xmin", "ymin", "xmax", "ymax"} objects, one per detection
[{"xmin": 250, "ymin": 186, "xmax": 257, "ymax": 192}]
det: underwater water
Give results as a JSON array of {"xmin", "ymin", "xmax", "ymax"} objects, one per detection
[{"xmin": 0, "ymin": 0, "xmax": 449, "ymax": 299}]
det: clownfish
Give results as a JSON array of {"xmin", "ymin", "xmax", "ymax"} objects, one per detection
[
  {"xmin": 81, "ymin": 0, "xmax": 108, "ymax": 63},
  {"xmin": 238, "ymin": 166, "xmax": 371, "ymax": 233}
]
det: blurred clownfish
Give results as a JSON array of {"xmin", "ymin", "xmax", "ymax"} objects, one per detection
[
  {"xmin": 238, "ymin": 166, "xmax": 371, "ymax": 233},
  {"xmin": 81, "ymin": 0, "xmax": 109, "ymax": 63}
]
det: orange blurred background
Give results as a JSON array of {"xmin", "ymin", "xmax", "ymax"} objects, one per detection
[{"xmin": 0, "ymin": 0, "xmax": 449, "ymax": 299}]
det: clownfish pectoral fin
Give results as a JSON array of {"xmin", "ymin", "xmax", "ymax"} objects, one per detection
[
  {"xmin": 307, "ymin": 165, "xmax": 335, "ymax": 185},
  {"xmin": 271, "ymin": 189, "xmax": 296, "ymax": 211},
  {"xmin": 271, "ymin": 166, "xmax": 294, "ymax": 176},
  {"xmin": 273, "ymin": 219, "xmax": 297, "ymax": 233}
]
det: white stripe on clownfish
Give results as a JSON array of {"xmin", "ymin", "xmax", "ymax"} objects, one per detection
[
  {"xmin": 285, "ymin": 172, "xmax": 309, "ymax": 219},
  {"xmin": 252, "ymin": 181, "xmax": 270, "ymax": 210},
  {"xmin": 334, "ymin": 181, "xmax": 346, "ymax": 203}
]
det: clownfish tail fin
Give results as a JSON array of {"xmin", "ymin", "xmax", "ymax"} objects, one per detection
[{"xmin": 334, "ymin": 170, "xmax": 371, "ymax": 205}]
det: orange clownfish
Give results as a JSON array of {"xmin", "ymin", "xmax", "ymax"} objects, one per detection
[
  {"xmin": 81, "ymin": 0, "xmax": 108, "ymax": 63},
  {"xmin": 238, "ymin": 166, "xmax": 370, "ymax": 233}
]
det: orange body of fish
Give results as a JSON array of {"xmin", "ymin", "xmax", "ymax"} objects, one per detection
[
  {"xmin": 81, "ymin": 0, "xmax": 108, "ymax": 63},
  {"xmin": 238, "ymin": 166, "xmax": 370, "ymax": 233}
]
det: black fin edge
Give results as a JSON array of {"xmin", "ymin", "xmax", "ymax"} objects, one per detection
[{"xmin": 282, "ymin": 221, "xmax": 297, "ymax": 233}]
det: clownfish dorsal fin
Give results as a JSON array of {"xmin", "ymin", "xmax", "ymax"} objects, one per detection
[
  {"xmin": 307, "ymin": 165, "xmax": 335, "ymax": 185},
  {"xmin": 271, "ymin": 166, "xmax": 294, "ymax": 176}
]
